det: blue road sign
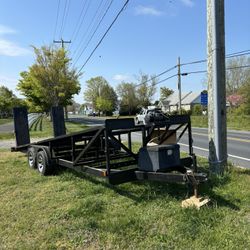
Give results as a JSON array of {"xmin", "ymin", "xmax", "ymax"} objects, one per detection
[{"xmin": 201, "ymin": 92, "xmax": 208, "ymax": 105}]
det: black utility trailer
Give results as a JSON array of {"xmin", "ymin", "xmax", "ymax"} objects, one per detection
[{"xmin": 11, "ymin": 111, "xmax": 207, "ymax": 197}]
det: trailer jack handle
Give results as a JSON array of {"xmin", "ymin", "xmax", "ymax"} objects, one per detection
[{"xmin": 182, "ymin": 170, "xmax": 210, "ymax": 209}]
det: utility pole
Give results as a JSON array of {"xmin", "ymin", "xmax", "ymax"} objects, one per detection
[
  {"xmin": 53, "ymin": 38, "xmax": 71, "ymax": 120},
  {"xmin": 177, "ymin": 57, "xmax": 182, "ymax": 114},
  {"xmin": 53, "ymin": 38, "xmax": 71, "ymax": 49},
  {"xmin": 207, "ymin": 0, "xmax": 227, "ymax": 174}
]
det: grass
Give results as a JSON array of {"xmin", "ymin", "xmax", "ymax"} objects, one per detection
[
  {"xmin": 0, "ymin": 118, "xmax": 13, "ymax": 125},
  {"xmin": 0, "ymin": 117, "xmax": 87, "ymax": 140},
  {"xmin": 0, "ymin": 149, "xmax": 249, "ymax": 249},
  {"xmin": 191, "ymin": 115, "xmax": 250, "ymax": 131}
]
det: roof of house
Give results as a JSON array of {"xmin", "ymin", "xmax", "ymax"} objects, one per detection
[
  {"xmin": 182, "ymin": 92, "xmax": 201, "ymax": 104},
  {"xmin": 160, "ymin": 91, "xmax": 201, "ymax": 106}
]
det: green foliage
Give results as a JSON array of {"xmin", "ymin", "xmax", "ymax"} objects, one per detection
[
  {"xmin": 96, "ymin": 97, "xmax": 112, "ymax": 115},
  {"xmin": 192, "ymin": 104, "xmax": 203, "ymax": 115},
  {"xmin": 0, "ymin": 86, "xmax": 23, "ymax": 117},
  {"xmin": 0, "ymin": 151, "xmax": 249, "ymax": 249},
  {"xmin": 84, "ymin": 76, "xmax": 117, "ymax": 112},
  {"xmin": 160, "ymin": 87, "xmax": 174, "ymax": 100},
  {"xmin": 117, "ymin": 82, "xmax": 139, "ymax": 115},
  {"xmin": 136, "ymin": 73, "xmax": 157, "ymax": 108},
  {"xmin": 17, "ymin": 46, "xmax": 81, "ymax": 112},
  {"xmin": 237, "ymin": 78, "xmax": 250, "ymax": 115},
  {"xmin": 226, "ymin": 56, "xmax": 250, "ymax": 95}
]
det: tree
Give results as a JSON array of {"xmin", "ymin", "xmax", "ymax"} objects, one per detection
[
  {"xmin": 0, "ymin": 86, "xmax": 23, "ymax": 117},
  {"xmin": 226, "ymin": 56, "xmax": 250, "ymax": 95},
  {"xmin": 160, "ymin": 87, "xmax": 174, "ymax": 100},
  {"xmin": 136, "ymin": 73, "xmax": 157, "ymax": 108},
  {"xmin": 96, "ymin": 97, "xmax": 112, "ymax": 115},
  {"xmin": 17, "ymin": 45, "xmax": 81, "ymax": 112},
  {"xmin": 237, "ymin": 77, "xmax": 250, "ymax": 114},
  {"xmin": 117, "ymin": 82, "xmax": 139, "ymax": 115},
  {"xmin": 84, "ymin": 76, "xmax": 117, "ymax": 113}
]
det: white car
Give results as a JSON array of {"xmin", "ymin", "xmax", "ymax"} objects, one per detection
[{"xmin": 135, "ymin": 108, "xmax": 164, "ymax": 125}]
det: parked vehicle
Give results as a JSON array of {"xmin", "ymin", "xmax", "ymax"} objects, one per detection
[{"xmin": 135, "ymin": 108, "xmax": 165, "ymax": 125}]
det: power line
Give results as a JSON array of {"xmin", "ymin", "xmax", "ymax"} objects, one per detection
[
  {"xmin": 73, "ymin": 0, "xmax": 114, "ymax": 67},
  {"xmin": 227, "ymin": 64, "xmax": 250, "ymax": 70},
  {"xmin": 69, "ymin": 0, "xmax": 90, "ymax": 47},
  {"xmin": 53, "ymin": 0, "xmax": 61, "ymax": 40},
  {"xmin": 226, "ymin": 49, "xmax": 250, "ymax": 57},
  {"xmin": 134, "ymin": 65, "xmax": 177, "ymax": 88},
  {"xmin": 72, "ymin": 0, "xmax": 108, "ymax": 59},
  {"xmin": 181, "ymin": 64, "xmax": 250, "ymax": 76},
  {"xmin": 180, "ymin": 49, "xmax": 250, "ymax": 66},
  {"xmin": 59, "ymin": 0, "xmax": 71, "ymax": 38},
  {"xmin": 226, "ymin": 51, "xmax": 250, "ymax": 59},
  {"xmin": 153, "ymin": 74, "xmax": 178, "ymax": 86},
  {"xmin": 133, "ymin": 52, "xmax": 250, "ymax": 90},
  {"xmin": 77, "ymin": 0, "xmax": 130, "ymax": 74}
]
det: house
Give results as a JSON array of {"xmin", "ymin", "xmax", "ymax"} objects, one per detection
[
  {"xmin": 80, "ymin": 102, "xmax": 94, "ymax": 115},
  {"xmin": 159, "ymin": 91, "xmax": 202, "ymax": 113}
]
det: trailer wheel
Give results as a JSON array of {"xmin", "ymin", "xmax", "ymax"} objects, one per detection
[
  {"xmin": 27, "ymin": 147, "xmax": 37, "ymax": 169},
  {"xmin": 37, "ymin": 150, "xmax": 52, "ymax": 175}
]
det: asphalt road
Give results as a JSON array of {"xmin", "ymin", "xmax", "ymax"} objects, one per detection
[{"xmin": 68, "ymin": 116, "xmax": 250, "ymax": 169}]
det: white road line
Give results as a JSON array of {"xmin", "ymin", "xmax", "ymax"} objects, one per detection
[{"xmin": 179, "ymin": 143, "xmax": 250, "ymax": 162}]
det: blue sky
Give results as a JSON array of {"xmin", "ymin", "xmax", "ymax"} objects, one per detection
[{"xmin": 0, "ymin": 0, "xmax": 249, "ymax": 104}]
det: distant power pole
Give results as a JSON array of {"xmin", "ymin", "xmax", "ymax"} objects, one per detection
[
  {"xmin": 177, "ymin": 57, "xmax": 182, "ymax": 114},
  {"xmin": 207, "ymin": 0, "xmax": 227, "ymax": 174},
  {"xmin": 53, "ymin": 38, "xmax": 71, "ymax": 49}
]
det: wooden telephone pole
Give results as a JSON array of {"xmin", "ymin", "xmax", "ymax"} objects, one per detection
[
  {"xmin": 53, "ymin": 38, "xmax": 71, "ymax": 49},
  {"xmin": 207, "ymin": 0, "xmax": 227, "ymax": 174},
  {"xmin": 53, "ymin": 38, "xmax": 71, "ymax": 120}
]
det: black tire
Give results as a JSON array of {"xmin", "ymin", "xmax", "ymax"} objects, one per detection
[
  {"xmin": 36, "ymin": 150, "xmax": 53, "ymax": 175},
  {"xmin": 27, "ymin": 147, "xmax": 37, "ymax": 169}
]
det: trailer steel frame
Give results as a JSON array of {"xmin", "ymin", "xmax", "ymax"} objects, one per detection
[{"xmin": 11, "ymin": 115, "xmax": 207, "ymax": 193}]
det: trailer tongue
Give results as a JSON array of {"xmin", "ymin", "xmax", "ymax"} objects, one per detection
[{"xmin": 11, "ymin": 107, "xmax": 209, "ymax": 208}]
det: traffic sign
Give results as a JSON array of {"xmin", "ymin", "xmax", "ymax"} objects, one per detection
[{"xmin": 201, "ymin": 91, "xmax": 208, "ymax": 105}]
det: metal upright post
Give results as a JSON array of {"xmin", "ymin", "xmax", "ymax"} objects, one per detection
[
  {"xmin": 207, "ymin": 0, "xmax": 227, "ymax": 174},
  {"xmin": 177, "ymin": 57, "xmax": 182, "ymax": 114}
]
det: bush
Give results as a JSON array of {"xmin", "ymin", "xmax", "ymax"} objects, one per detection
[{"xmin": 192, "ymin": 104, "xmax": 203, "ymax": 115}]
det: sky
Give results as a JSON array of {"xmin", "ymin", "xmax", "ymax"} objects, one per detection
[{"xmin": 0, "ymin": 0, "xmax": 249, "ymax": 104}]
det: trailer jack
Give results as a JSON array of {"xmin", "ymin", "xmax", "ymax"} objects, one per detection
[{"xmin": 181, "ymin": 170, "xmax": 210, "ymax": 209}]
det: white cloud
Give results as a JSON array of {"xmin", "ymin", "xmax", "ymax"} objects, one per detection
[
  {"xmin": 135, "ymin": 5, "xmax": 163, "ymax": 16},
  {"xmin": 0, "ymin": 38, "xmax": 31, "ymax": 56},
  {"xmin": 180, "ymin": 0, "xmax": 195, "ymax": 7},
  {"xmin": 113, "ymin": 74, "xmax": 132, "ymax": 82},
  {"xmin": 0, "ymin": 24, "xmax": 16, "ymax": 35},
  {"xmin": 0, "ymin": 24, "xmax": 31, "ymax": 57}
]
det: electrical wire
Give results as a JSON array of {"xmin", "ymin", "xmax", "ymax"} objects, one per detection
[
  {"xmin": 226, "ymin": 51, "xmax": 250, "ymax": 59},
  {"xmin": 77, "ymin": 0, "xmax": 130, "ymax": 74},
  {"xmin": 72, "ymin": 0, "xmax": 110, "ymax": 60},
  {"xmin": 153, "ymin": 74, "xmax": 178, "ymax": 86},
  {"xmin": 71, "ymin": 0, "xmax": 104, "ymax": 54},
  {"xmin": 180, "ymin": 49, "xmax": 250, "ymax": 66},
  {"xmin": 59, "ymin": 0, "xmax": 71, "ymax": 38},
  {"xmin": 69, "ymin": 0, "xmax": 90, "ymax": 48},
  {"xmin": 226, "ymin": 49, "xmax": 250, "ymax": 57},
  {"xmin": 53, "ymin": 0, "xmax": 61, "ymax": 40},
  {"xmin": 181, "ymin": 64, "xmax": 250, "ymax": 76},
  {"xmin": 73, "ymin": 0, "xmax": 115, "ymax": 67},
  {"xmin": 134, "ymin": 66, "xmax": 177, "ymax": 88}
]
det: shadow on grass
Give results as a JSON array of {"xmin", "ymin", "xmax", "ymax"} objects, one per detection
[{"xmin": 56, "ymin": 167, "xmax": 240, "ymax": 210}]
